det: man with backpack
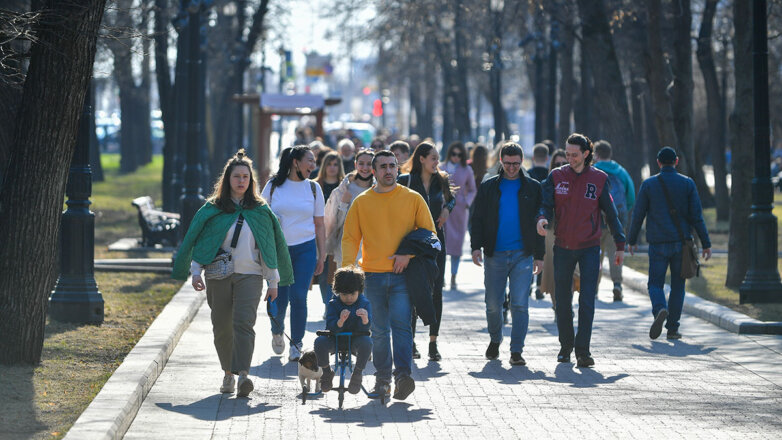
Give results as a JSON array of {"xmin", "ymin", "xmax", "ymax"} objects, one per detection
[
  {"xmin": 593, "ymin": 140, "xmax": 635, "ymax": 302},
  {"xmin": 627, "ymin": 147, "xmax": 712, "ymax": 340}
]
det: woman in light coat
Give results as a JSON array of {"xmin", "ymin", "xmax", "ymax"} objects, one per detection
[{"xmin": 443, "ymin": 142, "xmax": 476, "ymax": 290}]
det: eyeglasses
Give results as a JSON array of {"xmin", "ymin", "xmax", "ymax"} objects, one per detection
[{"xmin": 502, "ymin": 161, "xmax": 522, "ymax": 167}]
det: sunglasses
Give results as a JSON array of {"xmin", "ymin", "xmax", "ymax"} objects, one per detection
[
  {"xmin": 450, "ymin": 152, "xmax": 463, "ymax": 157},
  {"xmin": 553, "ymin": 162, "xmax": 567, "ymax": 167}
]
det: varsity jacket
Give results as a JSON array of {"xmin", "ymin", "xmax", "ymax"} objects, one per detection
[{"xmin": 538, "ymin": 165, "xmax": 626, "ymax": 251}]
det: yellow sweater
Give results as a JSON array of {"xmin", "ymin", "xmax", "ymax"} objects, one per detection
[{"xmin": 341, "ymin": 184, "xmax": 436, "ymax": 272}]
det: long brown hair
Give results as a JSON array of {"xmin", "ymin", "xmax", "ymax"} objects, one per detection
[
  {"xmin": 549, "ymin": 149, "xmax": 567, "ymax": 172},
  {"xmin": 404, "ymin": 141, "xmax": 454, "ymax": 202},
  {"xmin": 470, "ymin": 144, "xmax": 488, "ymax": 183},
  {"xmin": 315, "ymin": 151, "xmax": 345, "ymax": 185},
  {"xmin": 446, "ymin": 141, "xmax": 468, "ymax": 167},
  {"xmin": 208, "ymin": 149, "xmax": 264, "ymax": 212}
]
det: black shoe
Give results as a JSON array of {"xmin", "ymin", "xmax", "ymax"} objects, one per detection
[
  {"xmin": 557, "ymin": 347, "xmax": 572, "ymax": 363},
  {"xmin": 348, "ymin": 370, "xmax": 362, "ymax": 394},
  {"xmin": 393, "ymin": 375, "xmax": 415, "ymax": 400},
  {"xmin": 412, "ymin": 343, "xmax": 421, "ymax": 359},
  {"xmin": 576, "ymin": 355, "xmax": 595, "ymax": 368},
  {"xmin": 428, "ymin": 341, "xmax": 441, "ymax": 361},
  {"xmin": 320, "ymin": 367, "xmax": 334, "ymax": 392},
  {"xmin": 613, "ymin": 284, "xmax": 623, "ymax": 302},
  {"xmin": 485, "ymin": 341, "xmax": 500, "ymax": 360},
  {"xmin": 509, "ymin": 352, "xmax": 526, "ymax": 366},
  {"xmin": 372, "ymin": 381, "xmax": 391, "ymax": 399},
  {"xmin": 649, "ymin": 308, "xmax": 668, "ymax": 339},
  {"xmin": 535, "ymin": 288, "xmax": 544, "ymax": 300},
  {"xmin": 503, "ymin": 308, "xmax": 509, "ymax": 324},
  {"xmin": 667, "ymin": 331, "xmax": 682, "ymax": 340}
]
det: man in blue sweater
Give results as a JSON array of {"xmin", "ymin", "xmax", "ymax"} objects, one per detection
[{"xmin": 627, "ymin": 147, "xmax": 712, "ymax": 340}]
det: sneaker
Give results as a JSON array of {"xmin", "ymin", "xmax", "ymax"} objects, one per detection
[
  {"xmin": 289, "ymin": 343, "xmax": 302, "ymax": 361},
  {"xmin": 237, "ymin": 374, "xmax": 254, "ymax": 397},
  {"xmin": 485, "ymin": 341, "xmax": 500, "ymax": 360},
  {"xmin": 667, "ymin": 331, "xmax": 682, "ymax": 340},
  {"xmin": 510, "ymin": 352, "xmax": 526, "ymax": 366},
  {"xmin": 649, "ymin": 309, "xmax": 668, "ymax": 340},
  {"xmin": 320, "ymin": 367, "xmax": 334, "ymax": 392},
  {"xmin": 272, "ymin": 334, "xmax": 285, "ymax": 355},
  {"xmin": 393, "ymin": 375, "xmax": 415, "ymax": 400},
  {"xmin": 348, "ymin": 370, "xmax": 363, "ymax": 394},
  {"xmin": 220, "ymin": 374, "xmax": 235, "ymax": 393},
  {"xmin": 503, "ymin": 307, "xmax": 509, "ymax": 324},
  {"xmin": 557, "ymin": 347, "xmax": 572, "ymax": 363},
  {"xmin": 372, "ymin": 381, "xmax": 391, "ymax": 399},
  {"xmin": 576, "ymin": 355, "xmax": 595, "ymax": 368},
  {"xmin": 412, "ymin": 343, "xmax": 421, "ymax": 359},
  {"xmin": 613, "ymin": 284, "xmax": 623, "ymax": 302},
  {"xmin": 450, "ymin": 274, "xmax": 457, "ymax": 290},
  {"xmin": 535, "ymin": 288, "xmax": 544, "ymax": 300},
  {"xmin": 428, "ymin": 341, "xmax": 441, "ymax": 361}
]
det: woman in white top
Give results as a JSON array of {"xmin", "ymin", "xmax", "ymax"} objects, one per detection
[
  {"xmin": 262, "ymin": 145, "xmax": 326, "ymax": 361},
  {"xmin": 323, "ymin": 149, "xmax": 375, "ymax": 266}
]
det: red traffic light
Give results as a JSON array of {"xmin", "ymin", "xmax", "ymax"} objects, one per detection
[{"xmin": 372, "ymin": 99, "xmax": 383, "ymax": 117}]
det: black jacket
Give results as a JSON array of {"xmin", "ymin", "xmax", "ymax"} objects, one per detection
[
  {"xmin": 398, "ymin": 172, "xmax": 452, "ymax": 234},
  {"xmin": 396, "ymin": 228, "xmax": 441, "ymax": 326},
  {"xmin": 470, "ymin": 170, "xmax": 545, "ymax": 260},
  {"xmin": 527, "ymin": 165, "xmax": 549, "ymax": 183}
]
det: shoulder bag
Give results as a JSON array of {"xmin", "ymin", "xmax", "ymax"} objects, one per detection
[
  {"xmin": 657, "ymin": 176, "xmax": 700, "ymax": 279},
  {"xmin": 204, "ymin": 214, "xmax": 244, "ymax": 280}
]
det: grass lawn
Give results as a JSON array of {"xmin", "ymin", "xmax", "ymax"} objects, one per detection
[{"xmin": 0, "ymin": 154, "xmax": 182, "ymax": 440}]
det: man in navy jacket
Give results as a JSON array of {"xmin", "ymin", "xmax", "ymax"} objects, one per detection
[
  {"xmin": 627, "ymin": 147, "xmax": 712, "ymax": 340},
  {"xmin": 537, "ymin": 133, "xmax": 626, "ymax": 368}
]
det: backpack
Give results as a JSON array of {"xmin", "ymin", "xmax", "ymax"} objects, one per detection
[{"xmin": 606, "ymin": 172, "xmax": 627, "ymax": 215}]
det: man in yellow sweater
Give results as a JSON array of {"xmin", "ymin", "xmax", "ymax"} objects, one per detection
[{"xmin": 342, "ymin": 150, "xmax": 436, "ymax": 401}]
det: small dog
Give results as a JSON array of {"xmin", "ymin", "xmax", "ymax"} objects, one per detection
[{"xmin": 298, "ymin": 350, "xmax": 323, "ymax": 394}]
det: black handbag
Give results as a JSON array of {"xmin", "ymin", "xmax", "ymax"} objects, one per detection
[
  {"xmin": 658, "ymin": 176, "xmax": 700, "ymax": 279},
  {"xmin": 204, "ymin": 214, "xmax": 244, "ymax": 280}
]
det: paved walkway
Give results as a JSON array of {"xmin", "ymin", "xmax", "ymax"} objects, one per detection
[{"xmin": 124, "ymin": 256, "xmax": 782, "ymax": 439}]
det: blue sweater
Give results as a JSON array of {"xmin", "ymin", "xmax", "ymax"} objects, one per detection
[
  {"xmin": 325, "ymin": 294, "xmax": 372, "ymax": 333},
  {"xmin": 627, "ymin": 167, "xmax": 711, "ymax": 248}
]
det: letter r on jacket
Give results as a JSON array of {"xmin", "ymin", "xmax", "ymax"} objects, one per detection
[{"xmin": 585, "ymin": 183, "xmax": 597, "ymax": 200}]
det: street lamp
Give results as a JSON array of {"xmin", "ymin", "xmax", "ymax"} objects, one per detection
[
  {"xmin": 50, "ymin": 85, "xmax": 104, "ymax": 324},
  {"xmin": 739, "ymin": 0, "xmax": 782, "ymax": 303}
]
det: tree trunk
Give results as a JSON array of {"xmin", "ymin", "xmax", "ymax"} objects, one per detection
[
  {"xmin": 696, "ymin": 0, "xmax": 730, "ymax": 221},
  {"xmin": 453, "ymin": 0, "xmax": 471, "ymax": 142},
  {"xmin": 0, "ymin": 0, "xmax": 106, "ymax": 365},
  {"xmin": 644, "ymin": 0, "xmax": 678, "ymax": 149},
  {"xmin": 533, "ymin": 51, "xmax": 546, "ymax": 142},
  {"xmin": 88, "ymin": 80, "xmax": 103, "ymax": 182},
  {"xmin": 575, "ymin": 0, "xmax": 635, "ymax": 172},
  {"xmin": 574, "ymin": 40, "xmax": 595, "ymax": 139},
  {"xmin": 726, "ymin": 0, "xmax": 753, "ymax": 288},
  {"xmin": 558, "ymin": 24, "xmax": 575, "ymax": 145},
  {"xmin": 670, "ymin": 0, "xmax": 714, "ymax": 207},
  {"xmin": 155, "ymin": 0, "xmax": 176, "ymax": 211}
]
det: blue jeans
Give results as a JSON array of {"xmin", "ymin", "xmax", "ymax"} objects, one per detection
[
  {"xmin": 648, "ymin": 242, "xmax": 686, "ymax": 332},
  {"xmin": 364, "ymin": 272, "xmax": 412, "ymax": 383},
  {"xmin": 553, "ymin": 245, "xmax": 600, "ymax": 356},
  {"xmin": 451, "ymin": 255, "xmax": 461, "ymax": 275},
  {"xmin": 270, "ymin": 239, "xmax": 317, "ymax": 346},
  {"xmin": 484, "ymin": 251, "xmax": 534, "ymax": 353},
  {"xmin": 318, "ymin": 255, "xmax": 334, "ymax": 305}
]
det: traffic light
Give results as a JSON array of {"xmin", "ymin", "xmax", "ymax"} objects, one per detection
[{"xmin": 372, "ymin": 99, "xmax": 383, "ymax": 117}]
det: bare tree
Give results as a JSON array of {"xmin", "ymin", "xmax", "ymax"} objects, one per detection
[{"xmin": 0, "ymin": 0, "xmax": 107, "ymax": 364}]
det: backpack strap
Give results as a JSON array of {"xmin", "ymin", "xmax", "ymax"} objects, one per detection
[
  {"xmin": 309, "ymin": 180, "xmax": 317, "ymax": 200},
  {"xmin": 657, "ymin": 175, "xmax": 687, "ymax": 244}
]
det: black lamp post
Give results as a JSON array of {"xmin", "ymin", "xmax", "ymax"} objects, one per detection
[
  {"xmin": 179, "ymin": 0, "xmax": 206, "ymax": 236},
  {"xmin": 49, "ymin": 86, "xmax": 104, "ymax": 324},
  {"xmin": 739, "ymin": 0, "xmax": 782, "ymax": 303}
]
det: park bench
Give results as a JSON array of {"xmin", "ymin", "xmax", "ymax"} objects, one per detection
[{"xmin": 131, "ymin": 196, "xmax": 180, "ymax": 247}]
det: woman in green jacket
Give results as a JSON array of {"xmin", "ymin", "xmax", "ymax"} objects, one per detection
[{"xmin": 173, "ymin": 149, "xmax": 293, "ymax": 397}]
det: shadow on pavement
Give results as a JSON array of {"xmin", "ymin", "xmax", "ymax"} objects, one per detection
[
  {"xmin": 309, "ymin": 401, "xmax": 433, "ymax": 426},
  {"xmin": 252, "ymin": 356, "xmax": 297, "ymax": 380},
  {"xmin": 412, "ymin": 359, "xmax": 449, "ymax": 382},
  {"xmin": 467, "ymin": 360, "xmax": 629, "ymax": 388},
  {"xmin": 632, "ymin": 340, "xmax": 717, "ymax": 357},
  {"xmin": 155, "ymin": 395, "xmax": 279, "ymax": 420}
]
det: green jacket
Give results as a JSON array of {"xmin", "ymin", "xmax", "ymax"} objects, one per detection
[{"xmin": 172, "ymin": 201, "xmax": 294, "ymax": 285}]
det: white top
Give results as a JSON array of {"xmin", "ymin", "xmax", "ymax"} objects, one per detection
[
  {"xmin": 190, "ymin": 215, "xmax": 280, "ymax": 288},
  {"xmin": 261, "ymin": 179, "xmax": 325, "ymax": 246}
]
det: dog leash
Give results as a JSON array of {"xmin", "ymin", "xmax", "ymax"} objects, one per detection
[{"xmin": 266, "ymin": 299, "xmax": 295, "ymax": 345}]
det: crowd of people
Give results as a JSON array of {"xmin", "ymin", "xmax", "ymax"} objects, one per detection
[{"xmin": 173, "ymin": 131, "xmax": 712, "ymax": 401}]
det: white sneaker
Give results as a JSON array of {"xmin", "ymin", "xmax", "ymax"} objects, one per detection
[
  {"xmin": 289, "ymin": 343, "xmax": 303, "ymax": 362},
  {"xmin": 237, "ymin": 374, "xmax": 254, "ymax": 397},
  {"xmin": 220, "ymin": 374, "xmax": 235, "ymax": 393},
  {"xmin": 272, "ymin": 334, "xmax": 285, "ymax": 355}
]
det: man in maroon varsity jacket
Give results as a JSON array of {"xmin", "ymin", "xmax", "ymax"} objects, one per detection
[{"xmin": 536, "ymin": 133, "xmax": 626, "ymax": 368}]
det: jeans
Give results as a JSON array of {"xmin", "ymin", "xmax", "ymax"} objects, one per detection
[
  {"xmin": 270, "ymin": 239, "xmax": 317, "ymax": 346},
  {"xmin": 484, "ymin": 251, "xmax": 534, "ymax": 353},
  {"xmin": 314, "ymin": 335, "xmax": 373, "ymax": 371},
  {"xmin": 318, "ymin": 255, "xmax": 334, "ymax": 305},
  {"xmin": 647, "ymin": 242, "xmax": 686, "ymax": 332},
  {"xmin": 451, "ymin": 255, "xmax": 461, "ymax": 275},
  {"xmin": 364, "ymin": 272, "xmax": 412, "ymax": 383},
  {"xmin": 553, "ymin": 245, "xmax": 600, "ymax": 357}
]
